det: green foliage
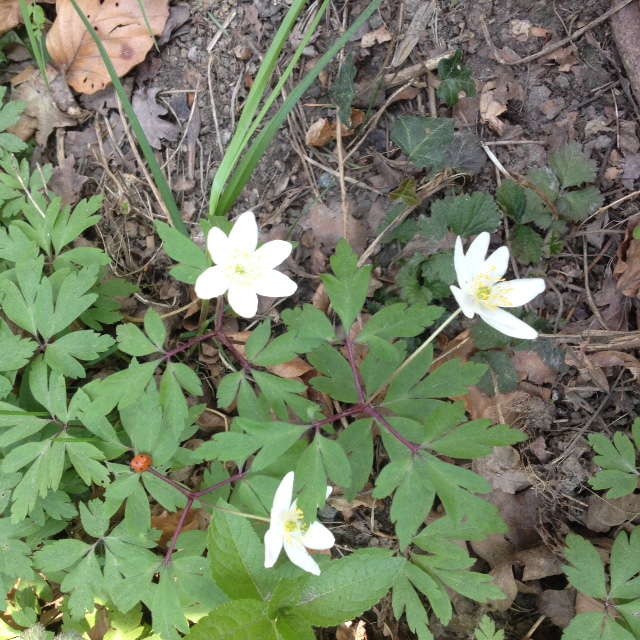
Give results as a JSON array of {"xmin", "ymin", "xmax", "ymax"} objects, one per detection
[
  {"xmin": 563, "ymin": 530, "xmax": 640, "ymax": 639},
  {"xmin": 437, "ymin": 50, "xmax": 477, "ymax": 107},
  {"xmin": 330, "ymin": 55, "xmax": 357, "ymax": 126},
  {"xmin": 391, "ymin": 115, "xmax": 455, "ymax": 171},
  {"xmin": 0, "ymin": 88, "xmax": 27, "ymax": 157},
  {"xmin": 496, "ymin": 145, "xmax": 603, "ymax": 263},
  {"xmin": 390, "ymin": 177, "xmax": 421, "ymax": 206},
  {"xmin": 588, "ymin": 419, "xmax": 640, "ymax": 499},
  {"xmin": 475, "ymin": 616, "xmax": 505, "ymax": 640}
]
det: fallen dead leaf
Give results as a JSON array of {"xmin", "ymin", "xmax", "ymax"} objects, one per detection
[
  {"xmin": 360, "ymin": 25, "xmax": 392, "ymax": 48},
  {"xmin": 152, "ymin": 507, "xmax": 200, "ymax": 549},
  {"xmin": 472, "ymin": 446, "xmax": 532, "ymax": 494},
  {"xmin": 9, "ymin": 66, "xmax": 78, "ymax": 144},
  {"xmin": 614, "ymin": 217, "xmax": 640, "ymax": 297},
  {"xmin": 49, "ymin": 155, "xmax": 88, "ymax": 206},
  {"xmin": 132, "ymin": 86, "xmax": 180, "ymax": 150},
  {"xmin": 585, "ymin": 493, "xmax": 640, "ymax": 531},
  {"xmin": 487, "ymin": 562, "xmax": 517, "ymax": 611},
  {"xmin": 0, "ymin": 0, "xmax": 24, "ymax": 37},
  {"xmin": 511, "ymin": 349, "xmax": 557, "ymax": 385},
  {"xmin": 538, "ymin": 589, "xmax": 576, "ymax": 628},
  {"xmin": 336, "ymin": 620, "xmax": 367, "ymax": 640},
  {"xmin": 479, "ymin": 81, "xmax": 508, "ymax": 136},
  {"xmin": 305, "ymin": 109, "xmax": 365, "ymax": 147},
  {"xmin": 47, "ymin": 0, "xmax": 170, "ymax": 94},
  {"xmin": 266, "ymin": 358, "xmax": 314, "ymax": 379}
]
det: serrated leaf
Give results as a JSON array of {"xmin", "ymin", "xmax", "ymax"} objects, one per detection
[
  {"xmin": 415, "ymin": 359, "xmax": 487, "ymax": 398},
  {"xmin": 562, "ymin": 612, "xmax": 633, "ymax": 640},
  {"xmin": 252, "ymin": 371, "xmax": 316, "ymax": 422},
  {"xmin": 188, "ymin": 599, "xmax": 276, "ymax": 640},
  {"xmin": 475, "ymin": 616, "xmax": 504, "ymax": 640},
  {"xmin": 52, "ymin": 196, "xmax": 103, "ymax": 254},
  {"xmin": 0, "ymin": 324, "xmax": 37, "ymax": 371},
  {"xmin": 245, "ymin": 320, "xmax": 271, "ymax": 361},
  {"xmin": 320, "ymin": 239, "xmax": 371, "ymax": 331},
  {"xmin": 588, "ymin": 432, "xmax": 638, "ymax": 499},
  {"xmin": 496, "ymin": 180, "xmax": 526, "ymax": 222},
  {"xmin": 338, "ymin": 418, "xmax": 373, "ymax": 502},
  {"xmin": 150, "ymin": 569, "xmax": 189, "ymax": 640},
  {"xmin": 429, "ymin": 421, "xmax": 527, "ymax": 458},
  {"xmin": 357, "ymin": 303, "xmax": 443, "ymax": 344},
  {"xmin": 557, "ymin": 187, "xmax": 603, "ymax": 222},
  {"xmin": 392, "ymin": 574, "xmax": 433, "ymax": 640},
  {"xmin": 609, "ymin": 528, "xmax": 640, "ymax": 599},
  {"xmin": 437, "ymin": 50, "xmax": 477, "ymax": 107},
  {"xmin": 329, "ymin": 55, "xmax": 357, "ymax": 126},
  {"xmin": 208, "ymin": 505, "xmax": 277, "ymax": 601},
  {"xmin": 60, "ymin": 551, "xmax": 105, "ymax": 619},
  {"xmin": 296, "ymin": 438, "xmax": 330, "ymax": 517},
  {"xmin": 45, "ymin": 330, "xmax": 115, "ymax": 378},
  {"xmin": 143, "ymin": 308, "xmax": 166, "ymax": 350},
  {"xmin": 281, "ymin": 304, "xmax": 336, "ymax": 342},
  {"xmin": 549, "ymin": 143, "xmax": 597, "ymax": 189},
  {"xmin": 563, "ymin": 534, "xmax": 607, "ymax": 599},
  {"xmin": 307, "ymin": 342, "xmax": 359, "ymax": 404},
  {"xmin": 318, "ymin": 435, "xmax": 351, "ymax": 488},
  {"xmin": 430, "ymin": 193, "xmax": 501, "ymax": 238},
  {"xmin": 34, "ymin": 539, "xmax": 90, "ymax": 572},
  {"xmin": 391, "ymin": 115, "xmax": 455, "ymax": 170},
  {"xmin": 510, "ymin": 225, "xmax": 543, "ymax": 265},
  {"xmin": 272, "ymin": 549, "xmax": 403, "ymax": 626},
  {"xmin": 116, "ymin": 316, "xmax": 163, "ymax": 358},
  {"xmin": 155, "ymin": 221, "xmax": 208, "ymax": 270}
]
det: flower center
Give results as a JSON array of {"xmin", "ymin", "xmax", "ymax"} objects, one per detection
[
  {"xmin": 283, "ymin": 508, "xmax": 307, "ymax": 541},
  {"xmin": 223, "ymin": 249, "xmax": 263, "ymax": 286},
  {"xmin": 475, "ymin": 285, "xmax": 492, "ymax": 301},
  {"xmin": 469, "ymin": 272, "xmax": 512, "ymax": 311}
]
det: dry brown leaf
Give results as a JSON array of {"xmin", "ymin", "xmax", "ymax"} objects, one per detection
[
  {"xmin": 152, "ymin": 508, "xmax": 200, "ymax": 549},
  {"xmin": 479, "ymin": 82, "xmax": 507, "ymax": 136},
  {"xmin": 266, "ymin": 358, "xmax": 313, "ymax": 379},
  {"xmin": 487, "ymin": 562, "xmax": 517, "ymax": 611},
  {"xmin": 360, "ymin": 26, "xmax": 392, "ymax": 48},
  {"xmin": 47, "ymin": 0, "xmax": 170, "ymax": 94},
  {"xmin": 305, "ymin": 109, "xmax": 365, "ymax": 147},
  {"xmin": 615, "ymin": 235, "xmax": 640, "ymax": 298},
  {"xmin": 132, "ymin": 86, "xmax": 180, "ymax": 150},
  {"xmin": 538, "ymin": 589, "xmax": 576, "ymax": 628},
  {"xmin": 9, "ymin": 66, "xmax": 78, "ymax": 144},
  {"xmin": 585, "ymin": 493, "xmax": 640, "ymax": 531},
  {"xmin": 336, "ymin": 621, "xmax": 367, "ymax": 640},
  {"xmin": 0, "ymin": 0, "xmax": 24, "ymax": 37},
  {"xmin": 511, "ymin": 349, "xmax": 557, "ymax": 385},
  {"xmin": 49, "ymin": 155, "xmax": 88, "ymax": 206},
  {"xmin": 472, "ymin": 447, "xmax": 531, "ymax": 494}
]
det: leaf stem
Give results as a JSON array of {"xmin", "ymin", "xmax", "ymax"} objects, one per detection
[{"xmin": 366, "ymin": 308, "xmax": 462, "ymax": 405}]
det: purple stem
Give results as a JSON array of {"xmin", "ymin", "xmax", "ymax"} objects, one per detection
[
  {"xmin": 365, "ymin": 406, "xmax": 423, "ymax": 458},
  {"xmin": 163, "ymin": 496, "xmax": 195, "ymax": 568},
  {"xmin": 345, "ymin": 336, "xmax": 366, "ymax": 404}
]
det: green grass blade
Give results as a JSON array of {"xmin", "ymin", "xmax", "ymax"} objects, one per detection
[
  {"xmin": 216, "ymin": 0, "xmax": 385, "ymax": 216},
  {"xmin": 209, "ymin": 0, "xmax": 309, "ymax": 216},
  {"xmin": 68, "ymin": 0, "xmax": 188, "ymax": 236},
  {"xmin": 18, "ymin": 0, "xmax": 49, "ymax": 88}
]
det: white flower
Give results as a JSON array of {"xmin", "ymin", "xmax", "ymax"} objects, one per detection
[
  {"xmin": 194, "ymin": 211, "xmax": 297, "ymax": 318},
  {"xmin": 264, "ymin": 471, "xmax": 335, "ymax": 576},
  {"xmin": 450, "ymin": 232, "xmax": 546, "ymax": 339}
]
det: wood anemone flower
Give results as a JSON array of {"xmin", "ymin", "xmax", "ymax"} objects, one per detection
[
  {"xmin": 194, "ymin": 211, "xmax": 297, "ymax": 318},
  {"xmin": 264, "ymin": 472, "xmax": 335, "ymax": 576},
  {"xmin": 450, "ymin": 232, "xmax": 546, "ymax": 339}
]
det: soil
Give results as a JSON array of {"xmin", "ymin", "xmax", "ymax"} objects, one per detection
[{"xmin": 6, "ymin": 0, "xmax": 640, "ymax": 637}]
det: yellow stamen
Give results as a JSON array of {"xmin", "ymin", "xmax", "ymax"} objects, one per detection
[{"xmin": 283, "ymin": 508, "xmax": 307, "ymax": 541}]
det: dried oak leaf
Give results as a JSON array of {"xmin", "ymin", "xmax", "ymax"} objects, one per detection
[
  {"xmin": 0, "ymin": 0, "xmax": 24, "ymax": 37},
  {"xmin": 47, "ymin": 0, "xmax": 170, "ymax": 95},
  {"xmin": 49, "ymin": 155, "xmax": 87, "ymax": 206},
  {"xmin": 131, "ymin": 86, "xmax": 180, "ymax": 150}
]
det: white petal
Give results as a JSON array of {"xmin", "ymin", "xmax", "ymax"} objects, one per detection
[
  {"xmin": 325, "ymin": 485, "xmax": 332, "ymax": 500},
  {"xmin": 227, "ymin": 285, "xmax": 259, "ymax": 318},
  {"xmin": 270, "ymin": 472, "xmax": 295, "ymax": 526},
  {"xmin": 480, "ymin": 245, "xmax": 509, "ymax": 281},
  {"xmin": 264, "ymin": 526, "xmax": 284, "ymax": 568},
  {"xmin": 229, "ymin": 211, "xmax": 258, "ymax": 254},
  {"xmin": 492, "ymin": 278, "xmax": 546, "ymax": 307},
  {"xmin": 284, "ymin": 538, "xmax": 321, "ymax": 575},
  {"xmin": 301, "ymin": 521, "xmax": 335, "ymax": 550},
  {"xmin": 464, "ymin": 232, "xmax": 490, "ymax": 275},
  {"xmin": 206, "ymin": 227, "xmax": 232, "ymax": 265},
  {"xmin": 477, "ymin": 307, "xmax": 538, "ymax": 339},
  {"xmin": 253, "ymin": 270, "xmax": 298, "ymax": 298},
  {"xmin": 255, "ymin": 240, "xmax": 293, "ymax": 269},
  {"xmin": 450, "ymin": 285, "xmax": 477, "ymax": 319},
  {"xmin": 194, "ymin": 266, "xmax": 230, "ymax": 299},
  {"xmin": 454, "ymin": 236, "xmax": 468, "ymax": 288}
]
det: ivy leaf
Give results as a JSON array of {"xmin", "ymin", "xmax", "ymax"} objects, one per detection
[
  {"xmin": 437, "ymin": 50, "xmax": 477, "ymax": 107},
  {"xmin": 389, "ymin": 177, "xmax": 421, "ymax": 206},
  {"xmin": 549, "ymin": 143, "xmax": 597, "ymax": 189},
  {"xmin": 391, "ymin": 115, "xmax": 455, "ymax": 170},
  {"xmin": 320, "ymin": 239, "xmax": 371, "ymax": 331},
  {"xmin": 329, "ymin": 55, "xmax": 357, "ymax": 127}
]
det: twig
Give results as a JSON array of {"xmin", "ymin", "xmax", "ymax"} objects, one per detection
[
  {"xmin": 501, "ymin": 0, "xmax": 635, "ymax": 66},
  {"xmin": 582, "ymin": 236, "xmax": 609, "ymax": 330}
]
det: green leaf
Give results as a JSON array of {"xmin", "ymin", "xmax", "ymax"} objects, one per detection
[
  {"xmin": 430, "ymin": 193, "xmax": 501, "ymax": 238},
  {"xmin": 557, "ymin": 187, "xmax": 603, "ymax": 222},
  {"xmin": 281, "ymin": 304, "xmax": 336, "ymax": 342},
  {"xmin": 318, "ymin": 435, "xmax": 351, "ymax": 488},
  {"xmin": 329, "ymin": 55, "xmax": 357, "ymax": 126},
  {"xmin": 273, "ymin": 549, "xmax": 404, "ymax": 626},
  {"xmin": 217, "ymin": 371, "xmax": 243, "ymax": 408},
  {"xmin": 389, "ymin": 177, "xmax": 421, "ymax": 206},
  {"xmin": 391, "ymin": 115, "xmax": 455, "ymax": 170},
  {"xmin": 549, "ymin": 143, "xmax": 597, "ymax": 189},
  {"xmin": 188, "ymin": 600, "xmax": 276, "ymax": 640},
  {"xmin": 588, "ymin": 432, "xmax": 638, "ymax": 499},
  {"xmin": 609, "ymin": 528, "xmax": 640, "ymax": 599},
  {"xmin": 150, "ymin": 568, "xmax": 189, "ymax": 640},
  {"xmin": 155, "ymin": 221, "xmax": 208, "ymax": 269},
  {"xmin": 357, "ymin": 303, "xmax": 443, "ymax": 344},
  {"xmin": 320, "ymin": 239, "xmax": 371, "ymax": 331},
  {"xmin": 245, "ymin": 320, "xmax": 271, "ymax": 361},
  {"xmin": 0, "ymin": 323, "xmax": 36, "ymax": 371},
  {"xmin": 473, "ymin": 350, "xmax": 519, "ymax": 396},
  {"xmin": 117, "ymin": 323, "xmax": 161, "ymax": 357},
  {"xmin": 79, "ymin": 500, "xmax": 109, "ymax": 538},
  {"xmin": 295, "ymin": 438, "xmax": 330, "ymax": 517},
  {"xmin": 208, "ymin": 505, "xmax": 278, "ymax": 601},
  {"xmin": 252, "ymin": 371, "xmax": 316, "ymax": 422},
  {"xmin": 307, "ymin": 342, "xmax": 359, "ymax": 404},
  {"xmin": 34, "ymin": 538, "xmax": 90, "ymax": 572},
  {"xmin": 496, "ymin": 180, "xmax": 526, "ymax": 222},
  {"xmin": 45, "ymin": 331, "xmax": 115, "ymax": 379},
  {"xmin": 475, "ymin": 615, "xmax": 504, "ymax": 640},
  {"xmin": 392, "ymin": 573, "xmax": 433, "ymax": 640},
  {"xmin": 60, "ymin": 551, "xmax": 105, "ymax": 618},
  {"xmin": 338, "ymin": 418, "xmax": 373, "ymax": 502},
  {"xmin": 143, "ymin": 309, "xmax": 166, "ymax": 351},
  {"xmin": 437, "ymin": 50, "xmax": 477, "ymax": 107},
  {"xmin": 414, "ymin": 359, "xmax": 487, "ymax": 398},
  {"xmin": 429, "ymin": 421, "xmax": 527, "ymax": 458},
  {"xmin": 563, "ymin": 534, "xmax": 607, "ymax": 599},
  {"xmin": 562, "ymin": 612, "xmax": 633, "ymax": 640},
  {"xmin": 52, "ymin": 196, "xmax": 103, "ymax": 254},
  {"xmin": 510, "ymin": 225, "xmax": 543, "ymax": 265}
]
